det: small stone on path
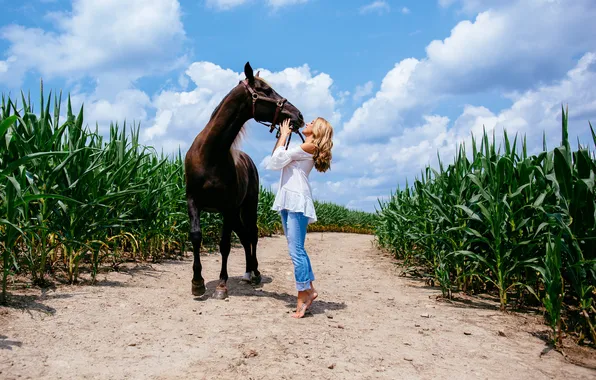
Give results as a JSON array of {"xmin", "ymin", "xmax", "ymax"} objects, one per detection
[{"xmin": 243, "ymin": 349, "xmax": 258, "ymax": 358}]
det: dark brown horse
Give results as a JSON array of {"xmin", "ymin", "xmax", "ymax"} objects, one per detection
[{"xmin": 185, "ymin": 62, "xmax": 304, "ymax": 299}]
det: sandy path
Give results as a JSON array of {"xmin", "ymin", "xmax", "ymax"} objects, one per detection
[{"xmin": 1, "ymin": 233, "xmax": 594, "ymax": 379}]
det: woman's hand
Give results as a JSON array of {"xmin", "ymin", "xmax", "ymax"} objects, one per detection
[
  {"xmin": 272, "ymin": 119, "xmax": 292, "ymax": 153},
  {"xmin": 279, "ymin": 119, "xmax": 292, "ymax": 136}
]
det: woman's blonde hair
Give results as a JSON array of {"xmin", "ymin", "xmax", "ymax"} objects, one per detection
[{"xmin": 311, "ymin": 117, "xmax": 334, "ymax": 173}]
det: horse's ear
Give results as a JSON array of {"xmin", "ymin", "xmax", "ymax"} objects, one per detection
[
  {"xmin": 256, "ymin": 70, "xmax": 260, "ymax": 77},
  {"xmin": 244, "ymin": 62, "xmax": 254, "ymax": 83}
]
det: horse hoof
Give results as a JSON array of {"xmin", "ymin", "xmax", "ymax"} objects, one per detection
[
  {"xmin": 251, "ymin": 274, "xmax": 262, "ymax": 285},
  {"xmin": 240, "ymin": 272, "xmax": 251, "ymax": 283},
  {"xmin": 213, "ymin": 287, "xmax": 228, "ymax": 300},
  {"xmin": 192, "ymin": 280, "xmax": 206, "ymax": 296}
]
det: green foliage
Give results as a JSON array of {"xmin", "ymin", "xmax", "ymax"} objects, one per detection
[
  {"xmin": 535, "ymin": 234, "xmax": 564, "ymax": 346},
  {"xmin": 375, "ymin": 107, "xmax": 596, "ymax": 345},
  {"xmin": 309, "ymin": 201, "xmax": 378, "ymax": 234}
]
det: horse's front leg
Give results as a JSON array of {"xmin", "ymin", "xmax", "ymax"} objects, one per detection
[
  {"xmin": 213, "ymin": 214, "xmax": 234, "ymax": 300},
  {"xmin": 187, "ymin": 195, "xmax": 205, "ymax": 297}
]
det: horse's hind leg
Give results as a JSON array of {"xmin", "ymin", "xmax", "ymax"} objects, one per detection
[
  {"xmin": 187, "ymin": 195, "xmax": 205, "ymax": 296},
  {"xmin": 240, "ymin": 231, "xmax": 252, "ymax": 283},
  {"xmin": 249, "ymin": 217, "xmax": 261, "ymax": 284},
  {"xmin": 237, "ymin": 208, "xmax": 261, "ymax": 285},
  {"xmin": 213, "ymin": 213, "xmax": 234, "ymax": 300},
  {"xmin": 237, "ymin": 224, "xmax": 254, "ymax": 283}
]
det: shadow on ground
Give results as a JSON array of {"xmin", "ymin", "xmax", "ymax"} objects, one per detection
[
  {"xmin": 197, "ymin": 276, "xmax": 347, "ymax": 316},
  {"xmin": 1, "ymin": 292, "xmax": 68, "ymax": 315},
  {"xmin": 0, "ymin": 335, "xmax": 23, "ymax": 350}
]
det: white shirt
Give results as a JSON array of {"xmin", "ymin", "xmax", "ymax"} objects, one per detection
[{"xmin": 266, "ymin": 145, "xmax": 317, "ymax": 224}]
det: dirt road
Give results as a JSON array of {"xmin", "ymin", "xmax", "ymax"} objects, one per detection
[{"xmin": 1, "ymin": 233, "xmax": 594, "ymax": 379}]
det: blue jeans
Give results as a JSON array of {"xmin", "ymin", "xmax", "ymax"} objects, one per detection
[{"xmin": 280, "ymin": 210, "xmax": 315, "ymax": 291}]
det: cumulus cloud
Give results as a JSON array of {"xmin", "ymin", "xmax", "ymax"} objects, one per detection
[
  {"xmin": 341, "ymin": 0, "xmax": 596, "ymax": 144},
  {"xmin": 419, "ymin": 0, "xmax": 596, "ymax": 94},
  {"xmin": 0, "ymin": 0, "xmax": 185, "ymax": 86},
  {"xmin": 0, "ymin": 57, "xmax": 14, "ymax": 85},
  {"xmin": 66, "ymin": 87, "xmax": 153, "ymax": 136},
  {"xmin": 340, "ymin": 58, "xmax": 427, "ymax": 143}
]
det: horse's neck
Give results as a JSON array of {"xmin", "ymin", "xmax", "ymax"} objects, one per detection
[{"xmin": 200, "ymin": 88, "xmax": 251, "ymax": 155}]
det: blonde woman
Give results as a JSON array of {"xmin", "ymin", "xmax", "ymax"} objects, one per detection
[{"xmin": 266, "ymin": 117, "xmax": 334, "ymax": 318}]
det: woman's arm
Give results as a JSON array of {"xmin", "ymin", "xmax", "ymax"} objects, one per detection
[
  {"xmin": 271, "ymin": 119, "xmax": 292, "ymax": 154},
  {"xmin": 267, "ymin": 119, "xmax": 311, "ymax": 170}
]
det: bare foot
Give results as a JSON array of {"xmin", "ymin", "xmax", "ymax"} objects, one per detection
[
  {"xmin": 292, "ymin": 291, "xmax": 310, "ymax": 318},
  {"xmin": 305, "ymin": 288, "xmax": 318, "ymax": 310},
  {"xmin": 292, "ymin": 303, "xmax": 308, "ymax": 318}
]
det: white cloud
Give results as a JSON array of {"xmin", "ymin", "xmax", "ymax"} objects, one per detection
[
  {"xmin": 352, "ymin": 81, "xmax": 374, "ymax": 103},
  {"xmin": 360, "ymin": 1, "xmax": 390, "ymax": 15},
  {"xmin": 0, "ymin": 56, "xmax": 18, "ymax": 86},
  {"xmin": 417, "ymin": 1, "xmax": 596, "ymax": 94},
  {"xmin": 471, "ymin": 52, "xmax": 596, "ymax": 149},
  {"xmin": 0, "ymin": 0, "xmax": 185, "ymax": 85},
  {"xmin": 68, "ymin": 87, "xmax": 152, "ymax": 135},
  {"xmin": 144, "ymin": 62, "xmax": 242, "ymax": 141},
  {"xmin": 341, "ymin": 0, "xmax": 596, "ymax": 144},
  {"xmin": 401, "ymin": 7, "xmax": 411, "ymax": 14},
  {"xmin": 256, "ymin": 65, "xmax": 340, "ymax": 125},
  {"xmin": 341, "ymin": 58, "xmax": 427, "ymax": 143}
]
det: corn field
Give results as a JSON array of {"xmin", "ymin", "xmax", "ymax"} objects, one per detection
[
  {"xmin": 375, "ymin": 107, "xmax": 596, "ymax": 346},
  {"xmin": 309, "ymin": 201, "xmax": 377, "ymax": 234},
  {"xmin": 0, "ymin": 85, "xmax": 376, "ymax": 304}
]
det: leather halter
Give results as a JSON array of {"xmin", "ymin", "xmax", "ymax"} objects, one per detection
[
  {"xmin": 240, "ymin": 79, "xmax": 305, "ymax": 149},
  {"xmin": 241, "ymin": 79, "xmax": 286, "ymax": 129}
]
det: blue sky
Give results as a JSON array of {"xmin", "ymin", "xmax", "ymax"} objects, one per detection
[{"xmin": 1, "ymin": 0, "xmax": 596, "ymax": 211}]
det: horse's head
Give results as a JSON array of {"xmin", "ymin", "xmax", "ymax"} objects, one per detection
[{"xmin": 241, "ymin": 62, "xmax": 305, "ymax": 130}]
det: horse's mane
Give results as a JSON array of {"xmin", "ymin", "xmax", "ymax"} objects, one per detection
[
  {"xmin": 231, "ymin": 123, "xmax": 247, "ymax": 163},
  {"xmin": 208, "ymin": 84, "xmax": 247, "ymax": 162}
]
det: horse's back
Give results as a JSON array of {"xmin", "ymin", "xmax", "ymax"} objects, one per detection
[{"xmin": 185, "ymin": 148, "xmax": 259, "ymax": 211}]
